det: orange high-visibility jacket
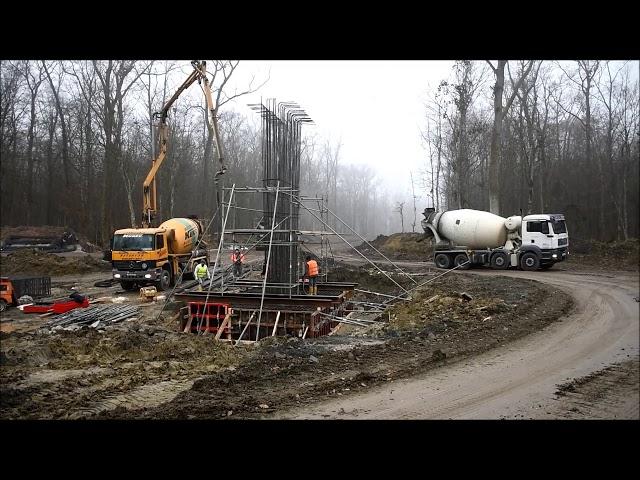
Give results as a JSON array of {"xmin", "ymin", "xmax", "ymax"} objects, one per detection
[
  {"xmin": 306, "ymin": 259, "xmax": 319, "ymax": 277},
  {"xmin": 231, "ymin": 252, "xmax": 245, "ymax": 263}
]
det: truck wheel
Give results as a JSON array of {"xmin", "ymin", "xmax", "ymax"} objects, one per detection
[
  {"xmin": 453, "ymin": 253, "xmax": 470, "ymax": 270},
  {"xmin": 434, "ymin": 253, "xmax": 451, "ymax": 269},
  {"xmin": 520, "ymin": 252, "xmax": 540, "ymax": 271},
  {"xmin": 120, "ymin": 281, "xmax": 136, "ymax": 291},
  {"xmin": 157, "ymin": 269, "xmax": 171, "ymax": 291},
  {"xmin": 0, "ymin": 299, "xmax": 7, "ymax": 312},
  {"xmin": 490, "ymin": 252, "xmax": 509, "ymax": 270}
]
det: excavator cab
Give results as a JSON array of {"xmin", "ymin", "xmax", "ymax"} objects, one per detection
[{"xmin": 0, "ymin": 277, "xmax": 15, "ymax": 312}]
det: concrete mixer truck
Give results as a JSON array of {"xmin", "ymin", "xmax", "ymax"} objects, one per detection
[
  {"xmin": 421, "ymin": 208, "xmax": 569, "ymax": 271},
  {"xmin": 110, "ymin": 61, "xmax": 226, "ymax": 291},
  {"xmin": 111, "ymin": 218, "xmax": 209, "ymax": 291}
]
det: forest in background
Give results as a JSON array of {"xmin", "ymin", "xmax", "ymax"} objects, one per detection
[{"xmin": 1, "ymin": 60, "xmax": 638, "ymax": 246}]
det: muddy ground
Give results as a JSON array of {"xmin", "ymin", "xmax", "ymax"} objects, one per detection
[
  {"xmin": 0, "ymin": 260, "xmax": 573, "ymax": 419},
  {"xmin": 550, "ymin": 357, "xmax": 639, "ymax": 419}
]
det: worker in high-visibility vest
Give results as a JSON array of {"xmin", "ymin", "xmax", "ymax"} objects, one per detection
[
  {"xmin": 231, "ymin": 248, "xmax": 245, "ymax": 277},
  {"xmin": 194, "ymin": 259, "xmax": 210, "ymax": 291},
  {"xmin": 305, "ymin": 255, "xmax": 319, "ymax": 295}
]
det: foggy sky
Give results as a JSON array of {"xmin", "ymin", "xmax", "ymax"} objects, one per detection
[
  {"xmin": 223, "ymin": 60, "xmax": 455, "ymax": 200},
  {"xmin": 212, "ymin": 60, "xmax": 638, "ymax": 207}
]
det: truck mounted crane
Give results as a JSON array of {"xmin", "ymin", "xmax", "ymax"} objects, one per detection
[
  {"xmin": 142, "ymin": 60, "xmax": 226, "ymax": 227},
  {"xmin": 110, "ymin": 60, "xmax": 226, "ymax": 291}
]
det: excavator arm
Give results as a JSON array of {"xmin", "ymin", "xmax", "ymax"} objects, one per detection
[{"xmin": 142, "ymin": 60, "xmax": 226, "ymax": 227}]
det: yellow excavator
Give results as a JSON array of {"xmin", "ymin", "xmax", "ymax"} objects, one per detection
[{"xmin": 111, "ymin": 60, "xmax": 226, "ymax": 291}]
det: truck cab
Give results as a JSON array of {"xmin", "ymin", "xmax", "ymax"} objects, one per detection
[
  {"xmin": 0, "ymin": 277, "xmax": 15, "ymax": 312},
  {"xmin": 521, "ymin": 214, "xmax": 569, "ymax": 268},
  {"xmin": 1, "ymin": 276, "xmax": 52, "ymax": 312},
  {"xmin": 111, "ymin": 228, "xmax": 172, "ymax": 291}
]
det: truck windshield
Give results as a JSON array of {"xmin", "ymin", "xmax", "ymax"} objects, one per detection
[
  {"xmin": 112, "ymin": 234, "xmax": 155, "ymax": 251},
  {"xmin": 551, "ymin": 220, "xmax": 567, "ymax": 234}
]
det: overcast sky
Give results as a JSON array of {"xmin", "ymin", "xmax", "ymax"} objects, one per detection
[
  {"xmin": 223, "ymin": 60, "xmax": 455, "ymax": 198},
  {"xmin": 214, "ymin": 60, "xmax": 638, "ymax": 203}
]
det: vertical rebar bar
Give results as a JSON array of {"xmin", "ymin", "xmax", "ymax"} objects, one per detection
[{"xmin": 256, "ymin": 181, "xmax": 280, "ymax": 341}]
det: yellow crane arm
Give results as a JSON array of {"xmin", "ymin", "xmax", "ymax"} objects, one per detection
[{"xmin": 142, "ymin": 60, "xmax": 226, "ymax": 227}]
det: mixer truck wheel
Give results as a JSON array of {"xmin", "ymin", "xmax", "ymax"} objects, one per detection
[
  {"xmin": 490, "ymin": 252, "xmax": 509, "ymax": 270},
  {"xmin": 435, "ymin": 253, "xmax": 452, "ymax": 269},
  {"xmin": 520, "ymin": 252, "xmax": 540, "ymax": 271},
  {"xmin": 157, "ymin": 269, "xmax": 171, "ymax": 291},
  {"xmin": 453, "ymin": 253, "xmax": 471, "ymax": 270}
]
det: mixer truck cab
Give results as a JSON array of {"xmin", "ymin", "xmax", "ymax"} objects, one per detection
[
  {"xmin": 421, "ymin": 208, "xmax": 569, "ymax": 271},
  {"xmin": 520, "ymin": 214, "xmax": 569, "ymax": 268},
  {"xmin": 111, "ymin": 218, "xmax": 208, "ymax": 291}
]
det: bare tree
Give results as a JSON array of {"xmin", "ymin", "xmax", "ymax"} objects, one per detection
[
  {"xmin": 0, "ymin": 61, "xmax": 25, "ymax": 219},
  {"xmin": 410, "ymin": 170, "xmax": 418, "ymax": 232},
  {"xmin": 595, "ymin": 61, "xmax": 627, "ymax": 240},
  {"xmin": 486, "ymin": 60, "xmax": 535, "ymax": 214},
  {"xmin": 202, "ymin": 61, "xmax": 268, "ymax": 218},
  {"xmin": 423, "ymin": 85, "xmax": 448, "ymax": 210},
  {"xmin": 510, "ymin": 61, "xmax": 543, "ymax": 213},
  {"xmin": 395, "ymin": 202, "xmax": 405, "ymax": 233},
  {"xmin": 21, "ymin": 61, "xmax": 46, "ymax": 223},
  {"xmin": 614, "ymin": 66, "xmax": 638, "ymax": 240},
  {"xmin": 42, "ymin": 61, "xmax": 71, "ymax": 189}
]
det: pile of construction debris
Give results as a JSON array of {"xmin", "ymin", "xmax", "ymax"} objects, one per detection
[
  {"xmin": 0, "ymin": 225, "xmax": 79, "ymax": 253},
  {"xmin": 355, "ymin": 233, "xmax": 432, "ymax": 260},
  {"xmin": 1, "ymin": 225, "xmax": 103, "ymax": 253}
]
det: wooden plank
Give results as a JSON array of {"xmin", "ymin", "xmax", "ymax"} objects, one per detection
[
  {"xmin": 328, "ymin": 323, "xmax": 342, "ymax": 336},
  {"xmin": 219, "ymin": 339, "xmax": 255, "ymax": 345},
  {"xmin": 235, "ymin": 311, "xmax": 256, "ymax": 345},
  {"xmin": 215, "ymin": 313, "xmax": 231, "ymax": 340},
  {"xmin": 183, "ymin": 315, "xmax": 193, "ymax": 333},
  {"xmin": 271, "ymin": 311, "xmax": 281, "ymax": 336},
  {"xmin": 204, "ymin": 311, "xmax": 210, "ymax": 335}
]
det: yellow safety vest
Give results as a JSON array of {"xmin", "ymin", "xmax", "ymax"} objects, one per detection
[{"xmin": 195, "ymin": 264, "xmax": 208, "ymax": 279}]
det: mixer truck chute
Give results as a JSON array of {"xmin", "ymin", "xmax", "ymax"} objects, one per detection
[{"xmin": 421, "ymin": 208, "xmax": 569, "ymax": 271}]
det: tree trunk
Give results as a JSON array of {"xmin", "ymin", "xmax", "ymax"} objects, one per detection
[
  {"xmin": 42, "ymin": 62, "xmax": 71, "ymax": 189},
  {"xmin": 25, "ymin": 90, "xmax": 38, "ymax": 224},
  {"xmin": 488, "ymin": 61, "xmax": 506, "ymax": 215},
  {"xmin": 45, "ymin": 110, "xmax": 58, "ymax": 224}
]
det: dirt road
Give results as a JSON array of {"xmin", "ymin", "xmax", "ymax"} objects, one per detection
[{"xmin": 281, "ymin": 268, "xmax": 639, "ymax": 419}]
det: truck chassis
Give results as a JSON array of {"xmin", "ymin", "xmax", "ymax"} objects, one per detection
[{"xmin": 433, "ymin": 245, "xmax": 568, "ymax": 271}]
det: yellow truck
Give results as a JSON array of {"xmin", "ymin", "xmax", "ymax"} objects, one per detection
[{"xmin": 111, "ymin": 218, "xmax": 209, "ymax": 291}]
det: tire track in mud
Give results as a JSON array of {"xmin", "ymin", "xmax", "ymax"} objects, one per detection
[
  {"xmin": 551, "ymin": 357, "xmax": 639, "ymax": 419},
  {"xmin": 66, "ymin": 379, "xmax": 196, "ymax": 419}
]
